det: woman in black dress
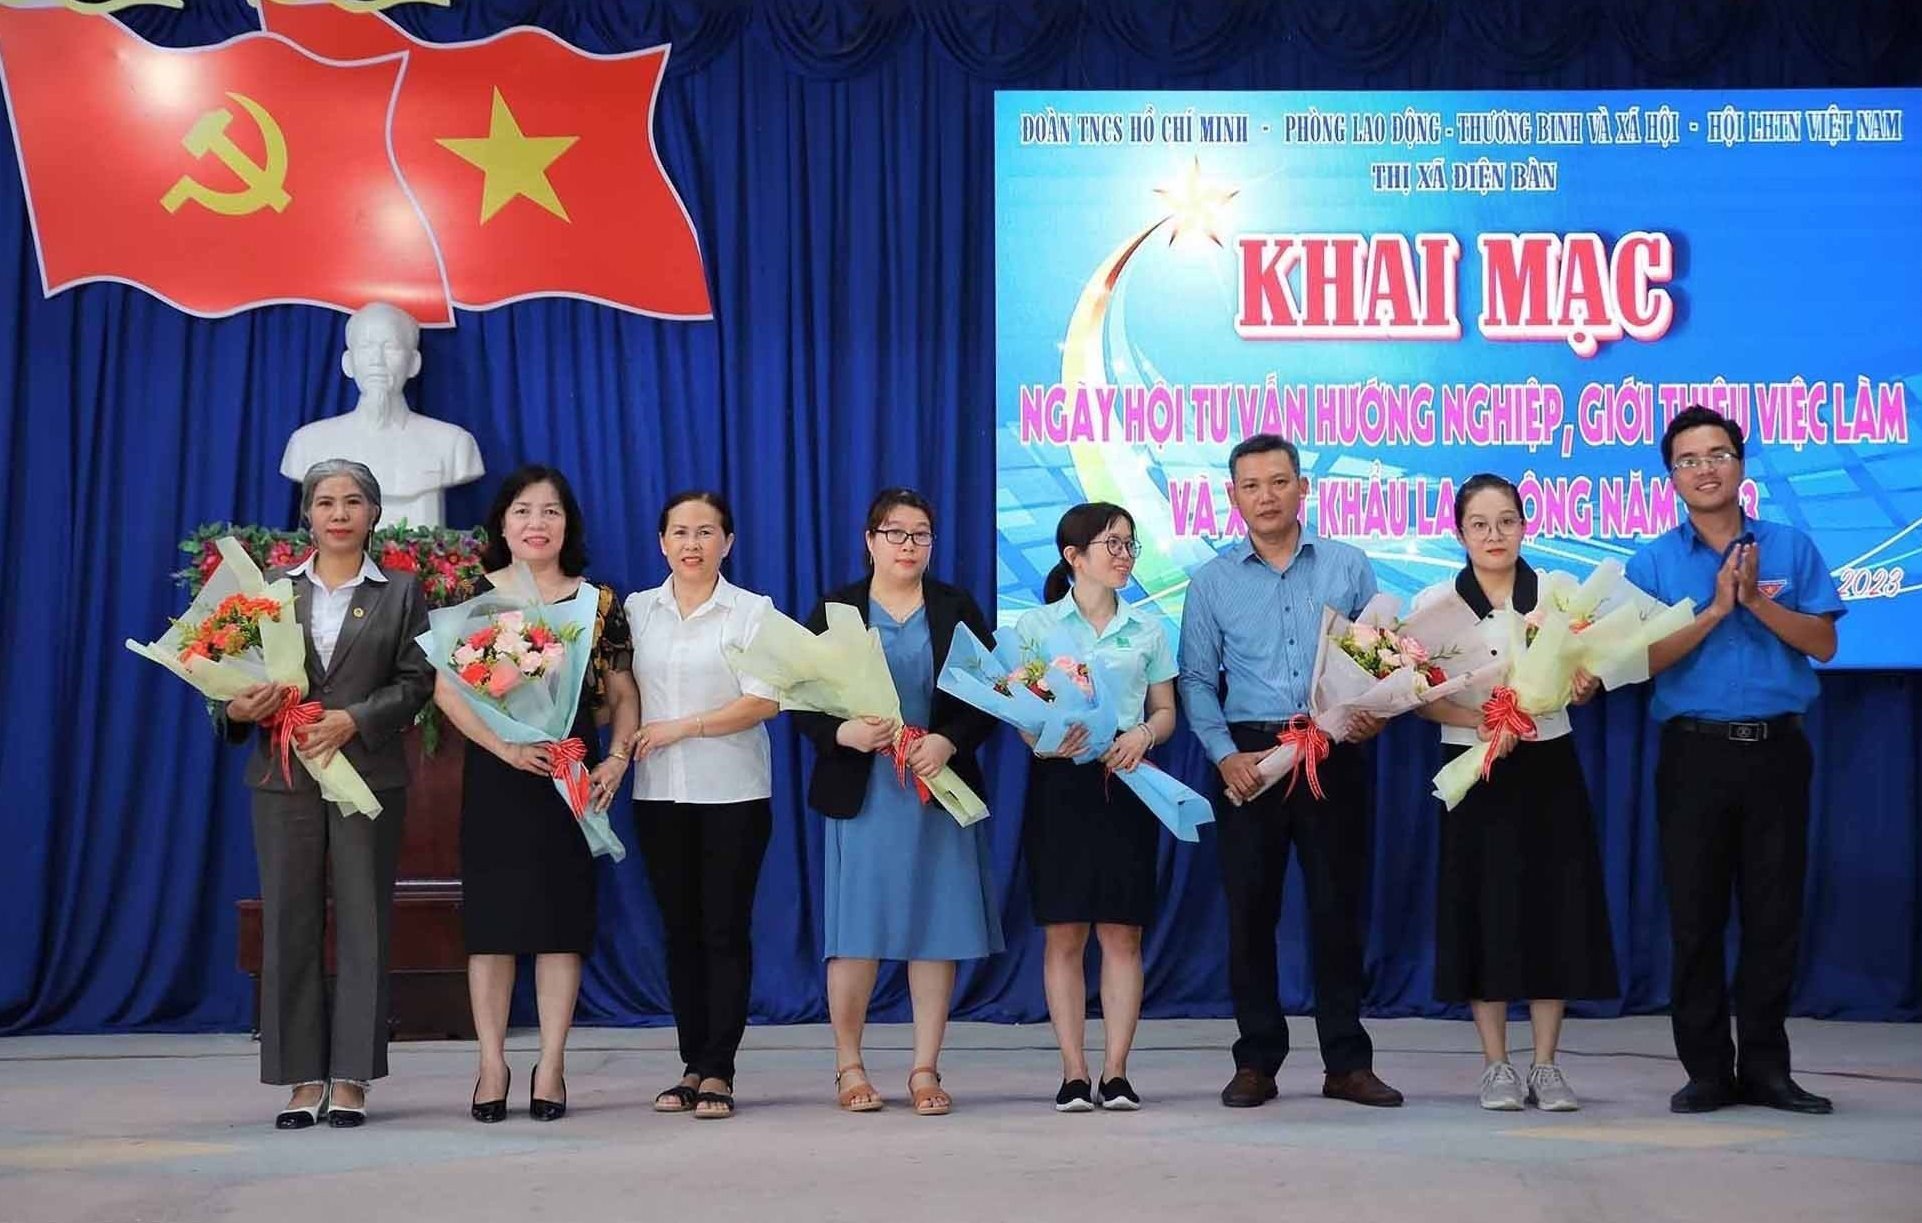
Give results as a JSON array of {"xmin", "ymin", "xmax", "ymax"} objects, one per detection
[
  {"xmin": 1018, "ymin": 503, "xmax": 1177, "ymax": 1112},
  {"xmin": 430, "ymin": 466, "xmax": 639, "ymax": 1122},
  {"xmin": 1414, "ymin": 474, "xmax": 1619, "ymax": 1113}
]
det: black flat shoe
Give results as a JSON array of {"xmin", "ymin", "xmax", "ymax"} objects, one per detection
[
  {"xmin": 471, "ymin": 1067, "xmax": 511, "ymax": 1123},
  {"xmin": 529, "ymin": 1062, "xmax": 567, "ymax": 1121},
  {"xmin": 1055, "ymin": 1078, "xmax": 1094, "ymax": 1113},
  {"xmin": 1098, "ymin": 1076, "xmax": 1141, "ymax": 1111},
  {"xmin": 1669, "ymin": 1077, "xmax": 1735, "ymax": 1114},
  {"xmin": 1738, "ymin": 1075, "xmax": 1833, "ymax": 1115}
]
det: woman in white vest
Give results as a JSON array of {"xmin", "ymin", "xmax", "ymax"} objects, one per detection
[{"xmin": 1412, "ymin": 473, "xmax": 1619, "ymax": 1114}]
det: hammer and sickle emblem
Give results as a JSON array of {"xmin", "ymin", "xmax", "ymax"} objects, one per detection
[{"xmin": 160, "ymin": 92, "xmax": 291, "ymax": 217}]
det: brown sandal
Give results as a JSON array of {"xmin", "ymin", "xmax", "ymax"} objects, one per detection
[
  {"xmin": 836, "ymin": 1064, "xmax": 884, "ymax": 1112},
  {"xmin": 908, "ymin": 1066, "xmax": 950, "ymax": 1116}
]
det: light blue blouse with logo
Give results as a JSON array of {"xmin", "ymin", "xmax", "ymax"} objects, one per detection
[{"xmin": 1014, "ymin": 591, "xmax": 1178, "ymax": 728}]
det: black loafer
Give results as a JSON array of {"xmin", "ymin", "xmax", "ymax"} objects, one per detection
[
  {"xmin": 1669, "ymin": 1078, "xmax": 1736, "ymax": 1113},
  {"xmin": 1737, "ymin": 1075, "xmax": 1833, "ymax": 1115}
]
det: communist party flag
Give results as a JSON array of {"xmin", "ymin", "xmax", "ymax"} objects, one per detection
[
  {"xmin": 262, "ymin": 4, "xmax": 712, "ymax": 319},
  {"xmin": 0, "ymin": 9, "xmax": 450, "ymax": 323}
]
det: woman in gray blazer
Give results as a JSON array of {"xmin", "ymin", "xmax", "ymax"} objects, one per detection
[{"xmin": 224, "ymin": 460, "xmax": 434, "ymax": 1128}]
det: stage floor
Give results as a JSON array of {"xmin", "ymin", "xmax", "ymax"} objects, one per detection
[{"xmin": 4, "ymin": 1017, "xmax": 1919, "ymax": 1222}]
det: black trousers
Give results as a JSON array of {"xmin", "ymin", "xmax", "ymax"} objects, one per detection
[
  {"xmin": 1656, "ymin": 722, "xmax": 1813, "ymax": 1085},
  {"xmin": 1212, "ymin": 724, "xmax": 1374, "ymax": 1077},
  {"xmin": 632, "ymin": 798, "xmax": 773, "ymax": 1083}
]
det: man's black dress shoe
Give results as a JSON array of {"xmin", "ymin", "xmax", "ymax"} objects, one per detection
[
  {"xmin": 1669, "ymin": 1078, "xmax": 1736, "ymax": 1113},
  {"xmin": 1738, "ymin": 1075, "xmax": 1833, "ymax": 1114}
]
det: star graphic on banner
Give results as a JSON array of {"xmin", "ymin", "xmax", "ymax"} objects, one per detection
[
  {"xmin": 436, "ymin": 88, "xmax": 579, "ymax": 224},
  {"xmin": 1152, "ymin": 157, "xmax": 1238, "ymax": 249}
]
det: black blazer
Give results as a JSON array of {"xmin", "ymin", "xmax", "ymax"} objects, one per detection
[
  {"xmin": 224, "ymin": 566, "xmax": 435, "ymax": 793},
  {"xmin": 792, "ymin": 575, "xmax": 997, "ymax": 818}
]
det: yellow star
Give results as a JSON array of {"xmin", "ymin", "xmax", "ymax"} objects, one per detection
[
  {"xmin": 436, "ymin": 88, "xmax": 579, "ymax": 224},
  {"xmin": 1153, "ymin": 157, "xmax": 1239, "ymax": 249}
]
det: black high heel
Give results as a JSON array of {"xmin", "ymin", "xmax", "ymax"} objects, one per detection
[
  {"xmin": 529, "ymin": 1062, "xmax": 567, "ymax": 1121},
  {"xmin": 471, "ymin": 1067, "xmax": 510, "ymax": 1123}
]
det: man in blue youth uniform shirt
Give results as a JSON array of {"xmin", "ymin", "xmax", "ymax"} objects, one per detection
[{"xmin": 1626, "ymin": 406, "xmax": 1844, "ymax": 1117}]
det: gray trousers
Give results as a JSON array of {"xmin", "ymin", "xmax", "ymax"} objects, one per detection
[{"xmin": 251, "ymin": 786, "xmax": 406, "ymax": 1085}]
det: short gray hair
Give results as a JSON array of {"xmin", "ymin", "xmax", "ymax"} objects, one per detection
[{"xmin": 299, "ymin": 459, "xmax": 383, "ymax": 519}]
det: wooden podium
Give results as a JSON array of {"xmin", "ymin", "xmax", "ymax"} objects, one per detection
[{"xmin": 236, "ymin": 725, "xmax": 475, "ymax": 1040}]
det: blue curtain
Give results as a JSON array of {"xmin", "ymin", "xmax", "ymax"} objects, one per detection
[{"xmin": 4, "ymin": 0, "xmax": 1919, "ymax": 1033}]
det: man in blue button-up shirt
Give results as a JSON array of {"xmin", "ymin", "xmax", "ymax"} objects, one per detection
[
  {"xmin": 1177, "ymin": 434, "xmax": 1400, "ymax": 1110},
  {"xmin": 1626, "ymin": 406, "xmax": 1844, "ymax": 1118}
]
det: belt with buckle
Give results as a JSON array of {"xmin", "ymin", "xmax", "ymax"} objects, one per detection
[
  {"xmin": 1230, "ymin": 720, "xmax": 1297, "ymax": 738},
  {"xmin": 1669, "ymin": 715, "xmax": 1802, "ymax": 743}
]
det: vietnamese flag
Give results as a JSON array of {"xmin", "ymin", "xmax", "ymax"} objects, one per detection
[
  {"xmin": 261, "ymin": 4, "xmax": 712, "ymax": 319},
  {"xmin": 0, "ymin": 10, "xmax": 450, "ymax": 322}
]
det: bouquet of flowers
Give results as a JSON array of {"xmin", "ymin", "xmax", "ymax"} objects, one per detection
[
  {"xmin": 450, "ymin": 610, "xmax": 582, "ymax": 706},
  {"xmin": 127, "ymin": 536, "xmax": 382, "ymax": 816},
  {"xmin": 938, "ymin": 625, "xmax": 1213, "ymax": 841},
  {"xmin": 415, "ymin": 564, "xmax": 624, "ymax": 860},
  {"xmin": 1430, "ymin": 607, "xmax": 1577, "ymax": 810},
  {"xmin": 727, "ymin": 603, "xmax": 989, "ymax": 827},
  {"xmin": 1238, "ymin": 594, "xmax": 1505, "ymax": 806},
  {"xmin": 1431, "ymin": 563, "xmax": 1693, "ymax": 810},
  {"xmin": 1543, "ymin": 561, "xmax": 1697, "ymax": 691}
]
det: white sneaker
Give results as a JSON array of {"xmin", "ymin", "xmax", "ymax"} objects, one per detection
[
  {"xmin": 1527, "ymin": 1063, "xmax": 1580, "ymax": 1112},
  {"xmin": 1478, "ymin": 1061, "xmax": 1525, "ymax": 1110}
]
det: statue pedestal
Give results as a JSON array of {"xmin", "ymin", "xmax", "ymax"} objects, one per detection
[{"xmin": 236, "ymin": 725, "xmax": 473, "ymax": 1040}]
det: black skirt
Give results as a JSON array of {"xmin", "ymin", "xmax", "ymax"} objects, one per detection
[
  {"xmin": 1434, "ymin": 735, "xmax": 1620, "ymax": 1002},
  {"xmin": 1022, "ymin": 756, "xmax": 1161, "ymax": 928},
  {"xmin": 459, "ymin": 686, "xmax": 600, "ymax": 957}
]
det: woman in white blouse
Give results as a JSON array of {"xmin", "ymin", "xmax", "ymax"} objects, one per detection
[
  {"xmin": 624, "ymin": 491, "xmax": 780, "ymax": 1120},
  {"xmin": 1413, "ymin": 474, "xmax": 1619, "ymax": 1114}
]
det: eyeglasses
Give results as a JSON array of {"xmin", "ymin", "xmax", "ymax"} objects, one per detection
[
  {"xmin": 1672, "ymin": 451, "xmax": 1739, "ymax": 473},
  {"xmin": 873, "ymin": 528, "xmax": 935, "ymax": 548},
  {"xmin": 1089, "ymin": 536, "xmax": 1142, "ymax": 559},
  {"xmin": 1462, "ymin": 516, "xmax": 1523, "ymax": 540}
]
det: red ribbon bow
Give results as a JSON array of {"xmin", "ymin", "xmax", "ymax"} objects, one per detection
[
  {"xmin": 890, "ymin": 726, "xmax": 934, "ymax": 803},
  {"xmin": 547, "ymin": 737, "xmax": 592, "ymax": 818},
  {"xmin": 264, "ymin": 687, "xmax": 323, "ymax": 787},
  {"xmin": 1277, "ymin": 714, "xmax": 1331, "ymax": 801},
  {"xmin": 1477, "ymin": 686, "xmax": 1538, "ymax": 780}
]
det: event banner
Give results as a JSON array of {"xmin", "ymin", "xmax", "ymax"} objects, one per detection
[{"xmin": 995, "ymin": 90, "xmax": 1921, "ymax": 668}]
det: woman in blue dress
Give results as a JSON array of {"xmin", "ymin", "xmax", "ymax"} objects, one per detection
[{"xmin": 792, "ymin": 488, "xmax": 1003, "ymax": 1116}]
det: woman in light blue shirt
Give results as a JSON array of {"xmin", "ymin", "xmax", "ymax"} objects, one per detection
[{"xmin": 1018, "ymin": 502, "xmax": 1177, "ymax": 1112}]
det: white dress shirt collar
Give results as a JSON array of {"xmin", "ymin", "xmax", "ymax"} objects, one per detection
[{"xmin": 288, "ymin": 552, "xmax": 389, "ymax": 591}]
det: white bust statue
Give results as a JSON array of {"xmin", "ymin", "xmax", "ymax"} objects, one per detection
[{"xmin": 280, "ymin": 302, "xmax": 484, "ymax": 528}]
